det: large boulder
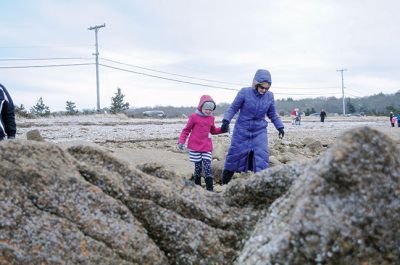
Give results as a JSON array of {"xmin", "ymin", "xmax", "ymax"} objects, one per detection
[
  {"xmin": 0, "ymin": 140, "xmax": 259, "ymax": 265},
  {"xmin": 237, "ymin": 127, "xmax": 400, "ymax": 264},
  {"xmin": 0, "ymin": 141, "xmax": 167, "ymax": 264}
]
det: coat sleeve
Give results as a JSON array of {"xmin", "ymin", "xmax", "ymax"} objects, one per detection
[
  {"xmin": 266, "ymin": 93, "xmax": 284, "ymax": 130},
  {"xmin": 0, "ymin": 85, "xmax": 16, "ymax": 137},
  {"xmin": 2, "ymin": 101, "xmax": 16, "ymax": 137},
  {"xmin": 178, "ymin": 114, "xmax": 195, "ymax": 144},
  {"xmin": 223, "ymin": 89, "xmax": 245, "ymax": 122}
]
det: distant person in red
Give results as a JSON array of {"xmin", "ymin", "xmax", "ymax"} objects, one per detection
[
  {"xmin": 290, "ymin": 108, "xmax": 297, "ymax": 125},
  {"xmin": 0, "ymin": 84, "xmax": 16, "ymax": 141},
  {"xmin": 177, "ymin": 95, "xmax": 226, "ymax": 192},
  {"xmin": 389, "ymin": 112, "xmax": 395, "ymax": 127},
  {"xmin": 320, "ymin": 109, "xmax": 327, "ymax": 122},
  {"xmin": 291, "ymin": 108, "xmax": 301, "ymax": 125}
]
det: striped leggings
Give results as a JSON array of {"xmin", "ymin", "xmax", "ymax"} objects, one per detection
[{"xmin": 189, "ymin": 150, "xmax": 213, "ymax": 178}]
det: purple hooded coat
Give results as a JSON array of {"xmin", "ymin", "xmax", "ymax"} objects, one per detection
[{"xmin": 223, "ymin": 69, "xmax": 283, "ymax": 172}]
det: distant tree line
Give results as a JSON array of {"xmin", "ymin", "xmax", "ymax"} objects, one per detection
[
  {"xmin": 15, "ymin": 89, "xmax": 400, "ymax": 118},
  {"xmin": 275, "ymin": 91, "xmax": 400, "ymax": 116},
  {"xmin": 128, "ymin": 91, "xmax": 400, "ymax": 118}
]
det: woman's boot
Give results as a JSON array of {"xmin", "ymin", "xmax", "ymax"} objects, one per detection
[{"xmin": 221, "ymin": 170, "xmax": 234, "ymax": 185}]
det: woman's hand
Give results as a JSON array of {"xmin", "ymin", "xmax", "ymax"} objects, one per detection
[
  {"xmin": 278, "ymin": 128, "xmax": 285, "ymax": 139},
  {"xmin": 221, "ymin": 119, "xmax": 230, "ymax": 133}
]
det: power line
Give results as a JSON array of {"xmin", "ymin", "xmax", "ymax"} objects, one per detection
[
  {"xmin": 0, "ymin": 54, "xmax": 341, "ymax": 92},
  {"xmin": 0, "ymin": 59, "xmax": 340, "ymax": 95},
  {"xmin": 100, "ymin": 63, "xmax": 341, "ymax": 96},
  {"xmin": 274, "ymin": 85, "xmax": 338, "ymax": 90},
  {"xmin": 0, "ymin": 63, "xmax": 94, "ymax": 69},
  {"xmin": 0, "ymin": 57, "xmax": 91, "ymax": 61},
  {"xmin": 100, "ymin": 63, "xmax": 239, "ymax": 91},
  {"xmin": 0, "ymin": 44, "xmax": 92, "ymax": 49},
  {"xmin": 101, "ymin": 57, "xmax": 245, "ymax": 86},
  {"xmin": 0, "ymin": 60, "xmax": 343, "ymax": 97},
  {"xmin": 346, "ymin": 87, "xmax": 367, "ymax": 96},
  {"xmin": 277, "ymin": 92, "xmax": 340, "ymax": 96},
  {"xmin": 102, "ymin": 57, "xmax": 340, "ymax": 90},
  {"xmin": 0, "ymin": 54, "xmax": 346, "ymax": 96}
]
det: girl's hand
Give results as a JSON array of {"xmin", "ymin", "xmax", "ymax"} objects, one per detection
[{"xmin": 177, "ymin": 143, "xmax": 185, "ymax": 150}]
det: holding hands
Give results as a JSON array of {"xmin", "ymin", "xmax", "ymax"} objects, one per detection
[{"xmin": 221, "ymin": 119, "xmax": 230, "ymax": 133}]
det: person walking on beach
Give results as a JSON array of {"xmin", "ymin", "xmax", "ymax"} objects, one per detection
[
  {"xmin": 0, "ymin": 84, "xmax": 16, "ymax": 141},
  {"xmin": 290, "ymin": 108, "xmax": 300, "ymax": 125},
  {"xmin": 390, "ymin": 112, "xmax": 395, "ymax": 127},
  {"xmin": 220, "ymin": 69, "xmax": 284, "ymax": 185},
  {"xmin": 320, "ymin": 109, "xmax": 327, "ymax": 122},
  {"xmin": 177, "ymin": 95, "xmax": 226, "ymax": 191},
  {"xmin": 295, "ymin": 110, "xmax": 301, "ymax": 125},
  {"xmin": 397, "ymin": 113, "xmax": 400, "ymax": 128}
]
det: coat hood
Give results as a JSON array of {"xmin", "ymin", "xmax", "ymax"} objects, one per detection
[
  {"xmin": 197, "ymin": 95, "xmax": 216, "ymax": 111},
  {"xmin": 252, "ymin": 69, "xmax": 272, "ymax": 88}
]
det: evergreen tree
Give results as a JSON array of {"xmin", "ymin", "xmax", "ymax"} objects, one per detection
[
  {"xmin": 110, "ymin": 88, "xmax": 129, "ymax": 114},
  {"xmin": 65, "ymin": 101, "xmax": 78, "ymax": 115},
  {"xmin": 346, "ymin": 99, "xmax": 356, "ymax": 113},
  {"xmin": 30, "ymin": 97, "xmax": 51, "ymax": 117},
  {"xmin": 386, "ymin": 105, "xmax": 399, "ymax": 115},
  {"xmin": 15, "ymin": 104, "xmax": 30, "ymax": 118}
]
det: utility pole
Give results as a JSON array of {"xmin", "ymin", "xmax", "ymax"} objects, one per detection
[
  {"xmin": 337, "ymin": 68, "xmax": 347, "ymax": 115},
  {"xmin": 88, "ymin": 23, "xmax": 105, "ymax": 111}
]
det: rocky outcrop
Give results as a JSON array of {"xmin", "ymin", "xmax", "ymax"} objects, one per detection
[
  {"xmin": 223, "ymin": 163, "xmax": 303, "ymax": 208},
  {"xmin": 0, "ymin": 141, "xmax": 168, "ymax": 264},
  {"xmin": 237, "ymin": 127, "xmax": 400, "ymax": 264},
  {"xmin": 1, "ymin": 126, "xmax": 399, "ymax": 264},
  {"xmin": 0, "ymin": 141, "xmax": 259, "ymax": 265}
]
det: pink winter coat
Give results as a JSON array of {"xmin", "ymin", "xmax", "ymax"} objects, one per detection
[{"xmin": 178, "ymin": 95, "xmax": 222, "ymax": 152}]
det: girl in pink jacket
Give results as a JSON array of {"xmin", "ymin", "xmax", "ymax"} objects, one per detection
[{"xmin": 177, "ymin": 95, "xmax": 226, "ymax": 191}]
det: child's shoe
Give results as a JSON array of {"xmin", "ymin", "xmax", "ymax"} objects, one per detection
[{"xmin": 205, "ymin": 177, "xmax": 213, "ymax": 192}]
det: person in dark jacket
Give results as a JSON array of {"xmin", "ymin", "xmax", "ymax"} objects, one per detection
[
  {"xmin": 0, "ymin": 84, "xmax": 16, "ymax": 140},
  {"xmin": 220, "ymin": 69, "xmax": 284, "ymax": 185},
  {"xmin": 320, "ymin": 109, "xmax": 327, "ymax": 122},
  {"xmin": 397, "ymin": 113, "xmax": 400, "ymax": 128}
]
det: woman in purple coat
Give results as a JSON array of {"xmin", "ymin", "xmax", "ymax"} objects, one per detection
[{"xmin": 220, "ymin": 69, "xmax": 284, "ymax": 184}]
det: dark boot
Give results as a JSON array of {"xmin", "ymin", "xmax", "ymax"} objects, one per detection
[
  {"xmin": 205, "ymin": 177, "xmax": 214, "ymax": 192},
  {"xmin": 221, "ymin": 170, "xmax": 234, "ymax": 185},
  {"xmin": 192, "ymin": 175, "xmax": 201, "ymax": 186},
  {"xmin": 194, "ymin": 176, "xmax": 201, "ymax": 186}
]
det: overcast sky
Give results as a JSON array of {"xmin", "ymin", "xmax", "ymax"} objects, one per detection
[{"xmin": 1, "ymin": 0, "xmax": 400, "ymax": 111}]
